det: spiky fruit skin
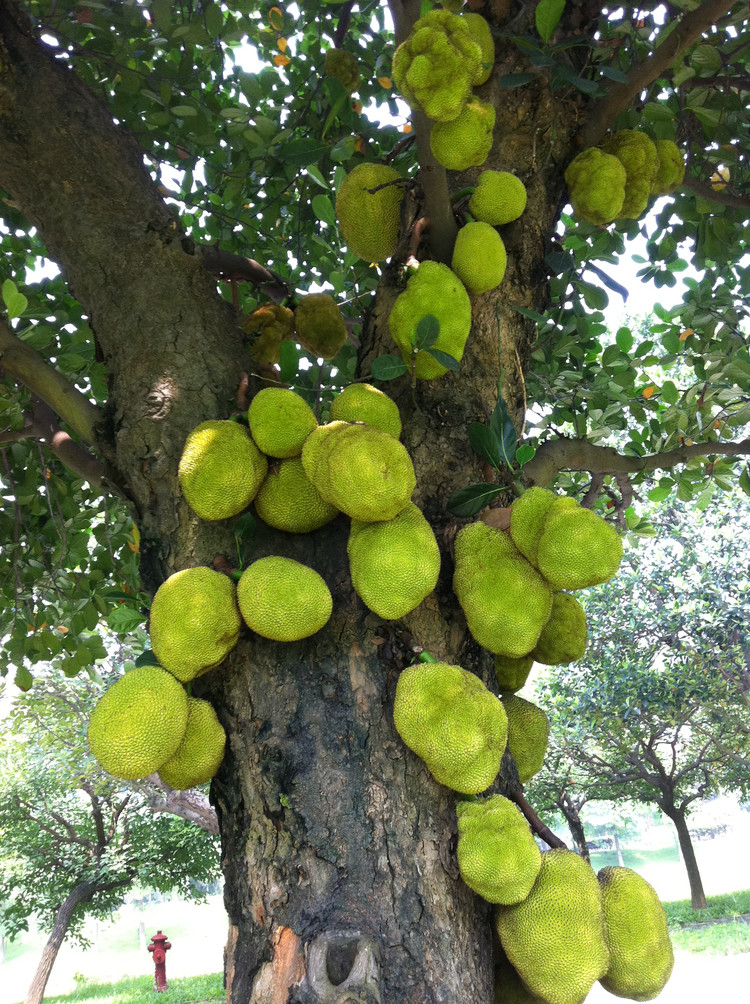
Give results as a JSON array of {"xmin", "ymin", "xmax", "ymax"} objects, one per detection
[
  {"xmin": 348, "ymin": 502, "xmax": 440, "ymax": 619},
  {"xmin": 565, "ymin": 148, "xmax": 627, "ymax": 225},
  {"xmin": 602, "ymin": 130, "xmax": 659, "ymax": 219},
  {"xmin": 389, "ymin": 261, "xmax": 472, "ymax": 378},
  {"xmin": 509, "ymin": 487, "xmax": 559, "ymax": 566},
  {"xmin": 430, "ymin": 99, "xmax": 495, "ymax": 170},
  {"xmin": 254, "ymin": 457, "xmax": 339, "ymax": 533},
  {"xmin": 237, "ymin": 557, "xmax": 332, "ymax": 642},
  {"xmin": 501, "ymin": 694, "xmax": 549, "ymax": 783},
  {"xmin": 329, "ymin": 383, "xmax": 402, "ymax": 438},
  {"xmin": 494, "ymin": 944, "xmax": 548, "ymax": 1004},
  {"xmin": 531, "ymin": 592, "xmax": 587, "ymax": 665},
  {"xmin": 469, "ymin": 170, "xmax": 527, "ymax": 226},
  {"xmin": 456, "ymin": 795, "xmax": 541, "ymax": 904},
  {"xmin": 301, "ymin": 422, "xmax": 416, "ymax": 522},
  {"xmin": 451, "ymin": 221, "xmax": 507, "ymax": 294},
  {"xmin": 496, "ymin": 849, "xmax": 610, "ymax": 1004},
  {"xmin": 150, "ymin": 568, "xmax": 242, "ymax": 682},
  {"xmin": 294, "ymin": 293, "xmax": 348, "ymax": 360},
  {"xmin": 247, "ymin": 387, "xmax": 318, "ymax": 459},
  {"xmin": 242, "ymin": 304, "xmax": 295, "ymax": 364},
  {"xmin": 393, "ymin": 662, "xmax": 508, "ymax": 794},
  {"xmin": 537, "ymin": 499, "xmax": 623, "ymax": 590},
  {"xmin": 598, "ymin": 867, "xmax": 674, "ymax": 1000},
  {"xmin": 324, "ymin": 48, "xmax": 360, "ymax": 93},
  {"xmin": 494, "ymin": 653, "xmax": 534, "ymax": 694},
  {"xmin": 462, "ymin": 13, "xmax": 494, "ymax": 85},
  {"xmin": 88, "ymin": 666, "xmax": 189, "ymax": 781},
  {"xmin": 158, "ymin": 697, "xmax": 226, "ymax": 790},
  {"xmin": 391, "ymin": 10, "xmax": 481, "ymax": 122},
  {"xmin": 179, "ymin": 420, "xmax": 268, "ymax": 522},
  {"xmin": 651, "ymin": 139, "xmax": 685, "ymax": 196},
  {"xmin": 335, "ymin": 163, "xmax": 404, "ymax": 263},
  {"xmin": 453, "ymin": 522, "xmax": 553, "ymax": 657}
]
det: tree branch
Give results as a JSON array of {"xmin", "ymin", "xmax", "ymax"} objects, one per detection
[
  {"xmin": 681, "ymin": 175, "xmax": 750, "ymax": 215},
  {"xmin": 200, "ymin": 247, "xmax": 292, "ymax": 305},
  {"xmin": 4, "ymin": 397, "xmax": 108, "ymax": 486},
  {"xmin": 137, "ymin": 775, "xmax": 219, "ymax": 834},
  {"xmin": 509, "ymin": 788, "xmax": 567, "ymax": 850}
]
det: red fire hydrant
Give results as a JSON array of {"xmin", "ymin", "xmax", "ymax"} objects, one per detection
[{"xmin": 147, "ymin": 930, "xmax": 172, "ymax": 992}]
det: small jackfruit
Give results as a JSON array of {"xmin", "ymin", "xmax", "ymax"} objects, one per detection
[
  {"xmin": 237, "ymin": 556, "xmax": 332, "ymax": 642},
  {"xmin": 651, "ymin": 139, "xmax": 685, "ymax": 196},
  {"xmin": 430, "ymin": 98, "xmax": 495, "ymax": 171},
  {"xmin": 88, "ymin": 665, "xmax": 189, "ymax": 781},
  {"xmin": 295, "ymin": 293, "xmax": 348, "ymax": 360},
  {"xmin": 536, "ymin": 499, "xmax": 623, "ymax": 591},
  {"xmin": 324, "ymin": 48, "xmax": 360, "ymax": 93},
  {"xmin": 598, "ymin": 866, "xmax": 674, "ymax": 1001},
  {"xmin": 149, "ymin": 567, "xmax": 242, "ymax": 683},
  {"xmin": 247, "ymin": 387, "xmax": 318, "ymax": 459},
  {"xmin": 391, "ymin": 10, "xmax": 481, "ymax": 121},
  {"xmin": 494, "ymin": 652, "xmax": 534, "ymax": 694},
  {"xmin": 461, "ymin": 13, "xmax": 494, "ymax": 85},
  {"xmin": 348, "ymin": 502, "xmax": 440, "ymax": 620},
  {"xmin": 496, "ymin": 849, "xmax": 610, "ymax": 1004},
  {"xmin": 389, "ymin": 260, "xmax": 472, "ymax": 379},
  {"xmin": 469, "ymin": 170, "xmax": 527, "ymax": 226},
  {"xmin": 531, "ymin": 592, "xmax": 587, "ymax": 665},
  {"xmin": 158, "ymin": 697, "xmax": 226, "ymax": 790},
  {"xmin": 602, "ymin": 130, "xmax": 659, "ymax": 219},
  {"xmin": 393, "ymin": 662, "xmax": 508, "ymax": 793},
  {"xmin": 335, "ymin": 163, "xmax": 405, "ymax": 263},
  {"xmin": 179, "ymin": 420, "xmax": 268, "ymax": 522},
  {"xmin": 451, "ymin": 221, "xmax": 507, "ymax": 295},
  {"xmin": 254, "ymin": 457, "xmax": 338, "ymax": 533},
  {"xmin": 456, "ymin": 795, "xmax": 541, "ymax": 904},
  {"xmin": 509, "ymin": 487, "xmax": 558, "ymax": 566},
  {"xmin": 501, "ymin": 694, "xmax": 549, "ymax": 783},
  {"xmin": 565, "ymin": 148, "xmax": 627, "ymax": 225},
  {"xmin": 242, "ymin": 304, "xmax": 295, "ymax": 365},
  {"xmin": 329, "ymin": 383, "xmax": 402, "ymax": 438}
]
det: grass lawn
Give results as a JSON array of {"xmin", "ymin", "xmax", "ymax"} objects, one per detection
[{"xmin": 42, "ymin": 973, "xmax": 223, "ymax": 1004}]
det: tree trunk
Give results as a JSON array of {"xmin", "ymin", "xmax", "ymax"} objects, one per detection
[
  {"xmin": 558, "ymin": 800, "xmax": 591, "ymax": 863},
  {"xmin": 613, "ymin": 832, "xmax": 625, "ymax": 867},
  {"xmin": 666, "ymin": 809, "xmax": 707, "ymax": 909},
  {"xmin": 24, "ymin": 881, "xmax": 97, "ymax": 1004}
]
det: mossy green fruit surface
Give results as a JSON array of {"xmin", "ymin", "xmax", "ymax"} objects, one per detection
[
  {"xmin": 469, "ymin": 171, "xmax": 527, "ymax": 226},
  {"xmin": 602, "ymin": 130, "xmax": 659, "ymax": 219},
  {"xmin": 564, "ymin": 148, "xmax": 626, "ymax": 226},
  {"xmin": 324, "ymin": 48, "xmax": 360, "ymax": 93},
  {"xmin": 294, "ymin": 293, "xmax": 348, "ymax": 360},
  {"xmin": 502, "ymin": 694, "xmax": 549, "ymax": 783},
  {"xmin": 237, "ymin": 556, "xmax": 332, "ymax": 641},
  {"xmin": 179, "ymin": 420, "xmax": 268, "ymax": 521},
  {"xmin": 451, "ymin": 221, "xmax": 506, "ymax": 295},
  {"xmin": 537, "ymin": 500, "xmax": 623, "ymax": 590},
  {"xmin": 247, "ymin": 387, "xmax": 317, "ymax": 459},
  {"xmin": 158, "ymin": 697, "xmax": 226, "ymax": 790},
  {"xmin": 335, "ymin": 163, "xmax": 404, "ymax": 263},
  {"xmin": 509, "ymin": 487, "xmax": 558, "ymax": 566},
  {"xmin": 254, "ymin": 457, "xmax": 338, "ymax": 533},
  {"xmin": 329, "ymin": 383, "xmax": 402, "ymax": 438},
  {"xmin": 651, "ymin": 139, "xmax": 685, "ymax": 196},
  {"xmin": 494, "ymin": 652, "xmax": 534, "ymax": 694},
  {"xmin": 531, "ymin": 592, "xmax": 587, "ymax": 665},
  {"xmin": 430, "ymin": 99, "xmax": 495, "ymax": 171},
  {"xmin": 456, "ymin": 795, "xmax": 541, "ymax": 904},
  {"xmin": 461, "ymin": 13, "xmax": 494, "ymax": 85},
  {"xmin": 88, "ymin": 665, "xmax": 189, "ymax": 781}
]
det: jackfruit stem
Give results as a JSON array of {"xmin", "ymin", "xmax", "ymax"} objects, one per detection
[
  {"xmin": 510, "ymin": 787, "xmax": 568, "ymax": 850},
  {"xmin": 412, "ymin": 111, "xmax": 458, "ymax": 264}
]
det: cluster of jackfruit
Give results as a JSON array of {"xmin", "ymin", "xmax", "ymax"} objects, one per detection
[
  {"xmin": 565, "ymin": 130, "xmax": 685, "ymax": 225},
  {"xmin": 323, "ymin": 48, "xmax": 360, "ymax": 95},
  {"xmin": 243, "ymin": 292, "xmax": 347, "ymax": 366}
]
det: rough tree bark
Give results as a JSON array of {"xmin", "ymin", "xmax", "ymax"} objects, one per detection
[{"xmin": 558, "ymin": 795, "xmax": 591, "ymax": 863}]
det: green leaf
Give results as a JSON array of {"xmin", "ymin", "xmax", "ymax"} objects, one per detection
[
  {"xmin": 578, "ymin": 282, "xmax": 608, "ymax": 310},
  {"xmin": 415, "ymin": 314, "xmax": 440, "ymax": 350},
  {"xmin": 2, "ymin": 279, "xmax": 28, "ymax": 320},
  {"xmin": 490, "ymin": 397, "xmax": 518, "ymax": 467},
  {"xmin": 233, "ymin": 511, "xmax": 256, "ymax": 543},
  {"xmin": 447, "ymin": 483, "xmax": 502, "ymax": 518},
  {"xmin": 371, "ymin": 354, "xmax": 408, "ymax": 381},
  {"xmin": 14, "ymin": 666, "xmax": 34, "ymax": 691},
  {"xmin": 135, "ymin": 648, "xmax": 157, "ymax": 667},
  {"xmin": 739, "ymin": 465, "xmax": 750, "ymax": 498},
  {"xmin": 107, "ymin": 606, "xmax": 146, "ymax": 633},
  {"xmin": 425, "ymin": 348, "xmax": 460, "ymax": 371},
  {"xmin": 615, "ymin": 327, "xmax": 633, "ymax": 353},
  {"xmin": 283, "ymin": 139, "xmax": 330, "ymax": 168},
  {"xmin": 469, "ymin": 423, "xmax": 502, "ymax": 471},
  {"xmin": 515, "ymin": 443, "xmax": 536, "ymax": 466},
  {"xmin": 279, "ymin": 340, "xmax": 300, "ymax": 383},
  {"xmin": 495, "ymin": 72, "xmax": 537, "ymax": 88},
  {"xmin": 171, "ymin": 105, "xmax": 199, "ymax": 117},
  {"xmin": 312, "ymin": 194, "xmax": 336, "ymax": 226},
  {"xmin": 661, "ymin": 380, "xmax": 679, "ymax": 404}
]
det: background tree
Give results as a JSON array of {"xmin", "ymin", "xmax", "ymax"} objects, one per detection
[{"xmin": 1, "ymin": 0, "xmax": 749, "ymax": 999}]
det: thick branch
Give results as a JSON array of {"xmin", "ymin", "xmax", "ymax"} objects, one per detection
[
  {"xmin": 139, "ymin": 774, "xmax": 219, "ymax": 834},
  {"xmin": 200, "ymin": 247, "xmax": 291, "ymax": 305},
  {"xmin": 4, "ymin": 398, "xmax": 108, "ymax": 485},
  {"xmin": 411, "ymin": 111, "xmax": 458, "ymax": 264},
  {"xmin": 509, "ymin": 788, "xmax": 567, "ymax": 850},
  {"xmin": 681, "ymin": 175, "xmax": 750, "ymax": 215}
]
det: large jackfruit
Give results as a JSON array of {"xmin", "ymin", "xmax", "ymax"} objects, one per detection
[
  {"xmin": 294, "ymin": 293, "xmax": 348, "ymax": 360},
  {"xmin": 393, "ymin": 662, "xmax": 508, "ymax": 794},
  {"xmin": 451, "ymin": 221, "xmax": 507, "ymax": 295},
  {"xmin": 179, "ymin": 420, "xmax": 268, "ymax": 522},
  {"xmin": 247, "ymin": 387, "xmax": 318, "ymax": 459},
  {"xmin": 158, "ymin": 697, "xmax": 226, "ymax": 790},
  {"xmin": 509, "ymin": 487, "xmax": 560, "ymax": 566},
  {"xmin": 531, "ymin": 592, "xmax": 587, "ymax": 665},
  {"xmin": 237, "ymin": 556, "xmax": 332, "ymax": 642},
  {"xmin": 651, "ymin": 139, "xmax": 685, "ymax": 196},
  {"xmin": 494, "ymin": 943, "xmax": 548, "ymax": 1004},
  {"xmin": 329, "ymin": 382, "xmax": 402, "ymax": 439},
  {"xmin": 494, "ymin": 652, "xmax": 534, "ymax": 694},
  {"xmin": 496, "ymin": 849, "xmax": 610, "ymax": 1004},
  {"xmin": 501, "ymin": 694, "xmax": 549, "ymax": 783},
  {"xmin": 254, "ymin": 457, "xmax": 338, "ymax": 534},
  {"xmin": 430, "ymin": 99, "xmax": 495, "ymax": 171},
  {"xmin": 602, "ymin": 130, "xmax": 659, "ymax": 219},
  {"xmin": 564, "ymin": 148, "xmax": 627, "ymax": 226},
  {"xmin": 536, "ymin": 498, "xmax": 623, "ymax": 591},
  {"xmin": 461, "ymin": 13, "xmax": 494, "ymax": 85},
  {"xmin": 456, "ymin": 795, "xmax": 541, "ymax": 904},
  {"xmin": 336, "ymin": 163, "xmax": 405, "ymax": 263},
  {"xmin": 469, "ymin": 170, "xmax": 527, "ymax": 227}
]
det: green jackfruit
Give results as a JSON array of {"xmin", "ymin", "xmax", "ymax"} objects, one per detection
[
  {"xmin": 509, "ymin": 487, "xmax": 559, "ymax": 566},
  {"xmin": 430, "ymin": 98, "xmax": 495, "ymax": 171},
  {"xmin": 149, "ymin": 567, "xmax": 242, "ymax": 683},
  {"xmin": 453, "ymin": 522, "xmax": 553, "ymax": 657},
  {"xmin": 501, "ymin": 694, "xmax": 549, "ymax": 783},
  {"xmin": 598, "ymin": 867, "xmax": 674, "ymax": 1000},
  {"xmin": 537, "ymin": 499, "xmax": 623, "ymax": 590},
  {"xmin": 469, "ymin": 170, "xmax": 527, "ymax": 226},
  {"xmin": 348, "ymin": 502, "xmax": 440, "ymax": 620},
  {"xmin": 393, "ymin": 662, "xmax": 508, "ymax": 793},
  {"xmin": 456, "ymin": 795, "xmax": 541, "ymax": 904},
  {"xmin": 462, "ymin": 13, "xmax": 494, "ymax": 85},
  {"xmin": 335, "ymin": 163, "xmax": 405, "ymax": 263},
  {"xmin": 237, "ymin": 556, "xmax": 332, "ymax": 642},
  {"xmin": 451, "ymin": 221, "xmax": 506, "ymax": 295},
  {"xmin": 324, "ymin": 48, "xmax": 360, "ymax": 93},
  {"xmin": 329, "ymin": 383, "xmax": 402, "ymax": 438},
  {"xmin": 88, "ymin": 665, "xmax": 189, "ymax": 781},
  {"xmin": 389, "ymin": 260, "xmax": 472, "ymax": 379},
  {"xmin": 391, "ymin": 10, "xmax": 482, "ymax": 122},
  {"xmin": 651, "ymin": 139, "xmax": 685, "ymax": 196},
  {"xmin": 494, "ymin": 652, "xmax": 534, "ymax": 694},
  {"xmin": 295, "ymin": 293, "xmax": 348, "ymax": 360},
  {"xmin": 494, "ymin": 943, "xmax": 548, "ymax": 1004},
  {"xmin": 531, "ymin": 592, "xmax": 587, "ymax": 665},
  {"xmin": 247, "ymin": 387, "xmax": 318, "ymax": 459},
  {"xmin": 564, "ymin": 148, "xmax": 627, "ymax": 225},
  {"xmin": 602, "ymin": 130, "xmax": 659, "ymax": 219},
  {"xmin": 158, "ymin": 697, "xmax": 226, "ymax": 790},
  {"xmin": 496, "ymin": 849, "xmax": 610, "ymax": 1004},
  {"xmin": 179, "ymin": 420, "xmax": 268, "ymax": 522},
  {"xmin": 242, "ymin": 304, "xmax": 295, "ymax": 365},
  {"xmin": 254, "ymin": 457, "xmax": 339, "ymax": 533}
]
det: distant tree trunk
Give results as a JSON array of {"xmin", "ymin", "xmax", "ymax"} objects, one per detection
[
  {"xmin": 557, "ymin": 797, "xmax": 591, "ymax": 863},
  {"xmin": 613, "ymin": 832, "xmax": 625, "ymax": 867},
  {"xmin": 24, "ymin": 880, "xmax": 97, "ymax": 1004},
  {"xmin": 665, "ymin": 809, "xmax": 707, "ymax": 909},
  {"xmin": 1, "ymin": 933, "xmax": 6, "ymax": 963}
]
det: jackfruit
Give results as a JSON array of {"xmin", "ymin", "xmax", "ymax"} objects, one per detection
[
  {"xmin": 564, "ymin": 148, "xmax": 627, "ymax": 226},
  {"xmin": 494, "ymin": 943, "xmax": 548, "ymax": 1004},
  {"xmin": 254, "ymin": 457, "xmax": 338, "ymax": 533},
  {"xmin": 469, "ymin": 170, "xmax": 527, "ymax": 226},
  {"xmin": 494, "ymin": 652, "xmax": 534, "ymax": 694},
  {"xmin": 496, "ymin": 849, "xmax": 610, "ymax": 1004},
  {"xmin": 430, "ymin": 98, "xmax": 495, "ymax": 171},
  {"xmin": 242, "ymin": 304, "xmax": 295, "ymax": 365},
  {"xmin": 462, "ymin": 13, "xmax": 494, "ymax": 85},
  {"xmin": 149, "ymin": 567, "xmax": 242, "ymax": 683},
  {"xmin": 324, "ymin": 48, "xmax": 360, "ymax": 94},
  {"xmin": 301, "ymin": 421, "xmax": 416, "ymax": 522},
  {"xmin": 329, "ymin": 382, "xmax": 402, "ymax": 438},
  {"xmin": 158, "ymin": 697, "xmax": 226, "ymax": 790},
  {"xmin": 509, "ymin": 487, "xmax": 559, "ymax": 566},
  {"xmin": 388, "ymin": 260, "xmax": 472, "ymax": 379},
  {"xmin": 602, "ymin": 130, "xmax": 659, "ymax": 219},
  {"xmin": 393, "ymin": 662, "xmax": 508, "ymax": 793},
  {"xmin": 247, "ymin": 387, "xmax": 318, "ymax": 459},
  {"xmin": 294, "ymin": 293, "xmax": 348, "ymax": 360},
  {"xmin": 391, "ymin": 10, "xmax": 481, "ymax": 121},
  {"xmin": 451, "ymin": 221, "xmax": 507, "ymax": 295},
  {"xmin": 179, "ymin": 420, "xmax": 268, "ymax": 522},
  {"xmin": 348, "ymin": 502, "xmax": 440, "ymax": 619},
  {"xmin": 335, "ymin": 163, "xmax": 405, "ymax": 263},
  {"xmin": 531, "ymin": 592, "xmax": 587, "ymax": 665},
  {"xmin": 456, "ymin": 795, "xmax": 541, "ymax": 904},
  {"xmin": 501, "ymin": 693, "xmax": 549, "ymax": 783},
  {"xmin": 237, "ymin": 556, "xmax": 332, "ymax": 641},
  {"xmin": 598, "ymin": 867, "xmax": 674, "ymax": 1000},
  {"xmin": 651, "ymin": 139, "xmax": 685, "ymax": 196},
  {"xmin": 88, "ymin": 665, "xmax": 189, "ymax": 781},
  {"xmin": 453, "ymin": 522, "xmax": 552, "ymax": 657},
  {"xmin": 536, "ymin": 498, "xmax": 623, "ymax": 591}
]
